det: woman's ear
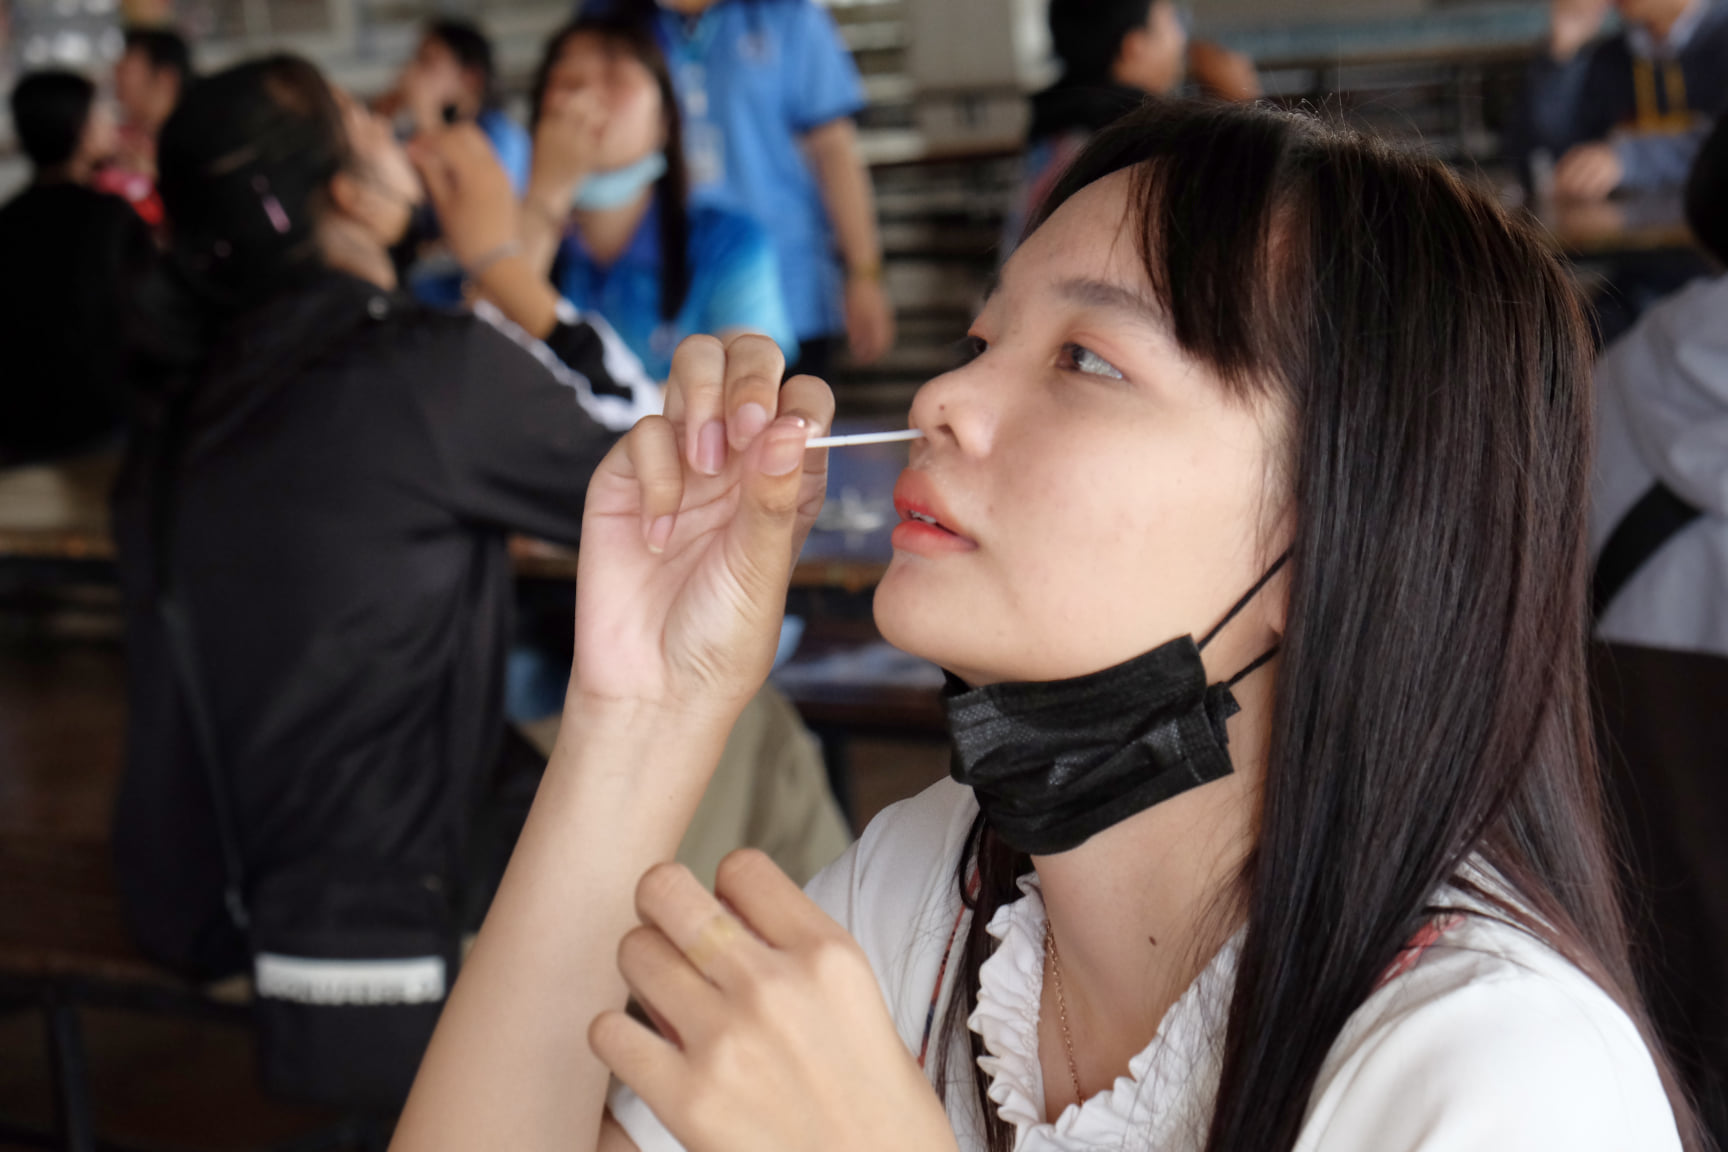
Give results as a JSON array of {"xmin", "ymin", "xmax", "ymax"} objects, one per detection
[{"xmin": 327, "ymin": 169, "xmax": 365, "ymax": 219}]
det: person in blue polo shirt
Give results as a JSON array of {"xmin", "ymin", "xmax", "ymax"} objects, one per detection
[
  {"xmin": 515, "ymin": 15, "xmax": 795, "ymax": 381},
  {"xmin": 384, "ymin": 19, "xmax": 535, "ymax": 306},
  {"xmin": 581, "ymin": 0, "xmax": 894, "ymax": 378}
]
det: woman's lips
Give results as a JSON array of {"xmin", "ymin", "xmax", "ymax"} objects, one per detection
[{"xmin": 891, "ymin": 470, "xmax": 977, "ymax": 555}]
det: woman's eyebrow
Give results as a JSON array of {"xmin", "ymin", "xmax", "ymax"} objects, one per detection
[{"xmin": 1054, "ymin": 277, "xmax": 1166, "ymax": 328}]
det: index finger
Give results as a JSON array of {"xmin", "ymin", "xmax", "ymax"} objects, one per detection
[
  {"xmin": 634, "ymin": 862, "xmax": 766, "ymax": 989},
  {"xmin": 713, "ymin": 849, "xmax": 839, "ymax": 951}
]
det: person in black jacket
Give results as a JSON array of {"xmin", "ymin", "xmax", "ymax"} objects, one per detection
[
  {"xmin": 0, "ymin": 70, "xmax": 153, "ymax": 464},
  {"xmin": 112, "ymin": 54, "xmax": 655, "ymax": 981}
]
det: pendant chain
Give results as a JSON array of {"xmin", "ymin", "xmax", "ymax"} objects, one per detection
[{"xmin": 1044, "ymin": 922, "xmax": 1085, "ymax": 1110}]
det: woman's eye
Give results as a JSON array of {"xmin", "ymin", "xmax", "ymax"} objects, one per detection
[
  {"xmin": 955, "ymin": 335, "xmax": 988, "ymax": 366},
  {"xmin": 1063, "ymin": 343, "xmax": 1125, "ymax": 380}
]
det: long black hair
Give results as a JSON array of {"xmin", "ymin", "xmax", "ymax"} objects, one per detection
[
  {"xmin": 933, "ymin": 98, "xmax": 1706, "ymax": 1152},
  {"xmin": 528, "ymin": 15, "xmax": 692, "ymax": 323}
]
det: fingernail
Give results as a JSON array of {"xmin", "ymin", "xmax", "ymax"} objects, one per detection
[
  {"xmin": 731, "ymin": 401, "xmax": 769, "ymax": 447},
  {"xmin": 759, "ymin": 417, "xmax": 808, "ymax": 476},
  {"xmin": 696, "ymin": 419, "xmax": 726, "ymax": 476},
  {"xmin": 645, "ymin": 514, "xmax": 675, "ymax": 554}
]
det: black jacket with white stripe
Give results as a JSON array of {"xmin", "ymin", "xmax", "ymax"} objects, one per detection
[{"xmin": 112, "ymin": 268, "xmax": 652, "ymax": 976}]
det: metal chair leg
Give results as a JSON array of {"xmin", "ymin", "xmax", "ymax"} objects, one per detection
[{"xmin": 44, "ymin": 992, "xmax": 95, "ymax": 1152}]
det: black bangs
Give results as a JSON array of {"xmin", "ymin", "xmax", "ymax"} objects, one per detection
[{"xmin": 1026, "ymin": 99, "xmax": 1308, "ymax": 398}]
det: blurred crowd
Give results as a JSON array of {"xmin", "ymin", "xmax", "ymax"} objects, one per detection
[{"xmin": 4, "ymin": 0, "xmax": 1728, "ymax": 1133}]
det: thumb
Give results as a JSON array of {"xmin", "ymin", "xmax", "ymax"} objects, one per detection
[{"xmin": 725, "ymin": 416, "xmax": 811, "ymax": 601}]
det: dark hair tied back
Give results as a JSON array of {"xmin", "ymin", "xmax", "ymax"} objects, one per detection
[{"xmin": 156, "ymin": 54, "xmax": 350, "ymax": 310}]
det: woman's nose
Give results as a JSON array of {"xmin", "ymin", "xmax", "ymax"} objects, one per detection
[{"xmin": 908, "ymin": 355, "xmax": 994, "ymax": 457}]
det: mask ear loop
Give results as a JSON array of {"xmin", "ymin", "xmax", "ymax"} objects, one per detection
[{"xmin": 1197, "ymin": 550, "xmax": 1290, "ymax": 685}]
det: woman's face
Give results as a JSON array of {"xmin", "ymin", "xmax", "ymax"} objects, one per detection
[
  {"xmin": 407, "ymin": 36, "xmax": 473, "ymax": 113},
  {"xmin": 543, "ymin": 33, "xmax": 666, "ymax": 172},
  {"xmin": 874, "ymin": 170, "xmax": 1288, "ymax": 687},
  {"xmin": 334, "ymin": 88, "xmax": 422, "ymax": 242}
]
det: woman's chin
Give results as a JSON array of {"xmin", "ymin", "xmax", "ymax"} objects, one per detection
[{"xmin": 871, "ymin": 569, "xmax": 988, "ymax": 684}]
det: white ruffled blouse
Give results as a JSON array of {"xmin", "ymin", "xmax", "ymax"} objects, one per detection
[
  {"xmin": 967, "ymin": 871, "xmax": 1233, "ymax": 1152},
  {"xmin": 609, "ymin": 777, "xmax": 1682, "ymax": 1152}
]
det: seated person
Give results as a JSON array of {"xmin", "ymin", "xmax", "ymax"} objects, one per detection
[
  {"xmin": 1591, "ymin": 114, "xmax": 1728, "ymax": 1141},
  {"xmin": 393, "ymin": 98, "xmax": 1698, "ymax": 1152},
  {"xmin": 113, "ymin": 53, "xmax": 656, "ymax": 984},
  {"xmin": 381, "ymin": 19, "xmax": 533, "ymax": 305},
  {"xmin": 1005, "ymin": 0, "xmax": 1261, "ymax": 250},
  {"xmin": 98, "ymin": 24, "xmax": 192, "ymax": 226},
  {"xmin": 0, "ymin": 70, "xmax": 152, "ymax": 465},
  {"xmin": 382, "ymin": 19, "xmax": 531, "ymax": 188},
  {"xmin": 1522, "ymin": 0, "xmax": 1728, "ymax": 200},
  {"xmin": 514, "ymin": 15, "xmax": 798, "ymax": 381}
]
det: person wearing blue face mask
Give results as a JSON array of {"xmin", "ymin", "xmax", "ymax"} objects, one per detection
[{"xmin": 515, "ymin": 16, "xmax": 796, "ymax": 381}]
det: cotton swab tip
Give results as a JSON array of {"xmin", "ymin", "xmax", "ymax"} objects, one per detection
[{"xmin": 805, "ymin": 429, "xmax": 924, "ymax": 449}]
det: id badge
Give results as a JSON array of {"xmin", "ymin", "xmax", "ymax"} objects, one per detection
[{"xmin": 685, "ymin": 119, "xmax": 726, "ymax": 189}]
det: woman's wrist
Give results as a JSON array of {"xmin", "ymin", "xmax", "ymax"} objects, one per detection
[
  {"xmin": 470, "ymin": 251, "xmax": 559, "ymax": 339},
  {"xmin": 562, "ymin": 690, "xmax": 745, "ymax": 750},
  {"xmin": 524, "ymin": 172, "xmax": 578, "ymax": 227}
]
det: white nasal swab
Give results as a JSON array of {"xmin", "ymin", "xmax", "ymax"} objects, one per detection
[{"xmin": 805, "ymin": 429, "xmax": 924, "ymax": 449}]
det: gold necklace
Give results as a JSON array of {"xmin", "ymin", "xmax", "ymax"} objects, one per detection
[{"xmin": 1044, "ymin": 922, "xmax": 1084, "ymax": 1110}]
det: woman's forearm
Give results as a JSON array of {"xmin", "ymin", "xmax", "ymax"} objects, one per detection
[
  {"xmin": 520, "ymin": 175, "xmax": 571, "ymax": 280},
  {"xmin": 391, "ymin": 699, "xmax": 737, "ymax": 1152},
  {"xmin": 803, "ymin": 118, "xmax": 882, "ymax": 276},
  {"xmin": 473, "ymin": 251, "xmax": 562, "ymax": 340}
]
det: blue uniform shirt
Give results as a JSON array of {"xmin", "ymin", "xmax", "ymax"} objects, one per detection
[
  {"xmin": 552, "ymin": 196, "xmax": 797, "ymax": 381},
  {"xmin": 479, "ymin": 107, "xmax": 533, "ymax": 194},
  {"xmin": 650, "ymin": 0, "xmax": 866, "ymax": 341}
]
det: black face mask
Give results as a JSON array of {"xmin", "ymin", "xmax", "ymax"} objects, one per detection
[{"xmin": 943, "ymin": 555, "xmax": 1287, "ymax": 856}]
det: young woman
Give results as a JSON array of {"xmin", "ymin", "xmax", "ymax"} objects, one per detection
[
  {"xmin": 387, "ymin": 19, "xmax": 532, "ymax": 189},
  {"xmin": 515, "ymin": 16, "xmax": 796, "ymax": 381},
  {"xmin": 393, "ymin": 99, "xmax": 1699, "ymax": 1151},
  {"xmin": 114, "ymin": 55, "xmax": 651, "ymax": 988}
]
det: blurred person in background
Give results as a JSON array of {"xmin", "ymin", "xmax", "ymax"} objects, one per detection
[
  {"xmin": 1588, "ymin": 113, "xmax": 1728, "ymax": 1147},
  {"xmin": 1004, "ymin": 0, "xmax": 1261, "ymax": 252},
  {"xmin": 1522, "ymin": 0, "xmax": 1728, "ymax": 201},
  {"xmin": 595, "ymin": 0, "xmax": 894, "ymax": 377},
  {"xmin": 382, "ymin": 19, "xmax": 531, "ymax": 188},
  {"xmin": 380, "ymin": 19, "xmax": 533, "ymax": 305},
  {"xmin": 100, "ymin": 24, "xmax": 191, "ymax": 225},
  {"xmin": 518, "ymin": 15, "xmax": 795, "ymax": 381},
  {"xmin": 113, "ymin": 54, "xmax": 653, "ymax": 984},
  {"xmin": 0, "ymin": 69, "xmax": 151, "ymax": 464}
]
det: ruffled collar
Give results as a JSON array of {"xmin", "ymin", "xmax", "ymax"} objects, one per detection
[{"xmin": 965, "ymin": 873, "xmax": 1239, "ymax": 1152}]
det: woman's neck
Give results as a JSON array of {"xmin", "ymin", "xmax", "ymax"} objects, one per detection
[
  {"xmin": 317, "ymin": 217, "xmax": 399, "ymax": 292},
  {"xmin": 572, "ymin": 189, "xmax": 655, "ymax": 267},
  {"xmin": 1031, "ymin": 648, "xmax": 1274, "ymax": 1113}
]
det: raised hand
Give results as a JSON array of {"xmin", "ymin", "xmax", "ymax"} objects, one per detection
[
  {"xmin": 1549, "ymin": 0, "xmax": 1611, "ymax": 63},
  {"xmin": 407, "ymin": 124, "xmax": 519, "ymax": 269},
  {"xmin": 591, "ymin": 850, "xmax": 961, "ymax": 1152},
  {"xmin": 574, "ymin": 334, "xmax": 833, "ymax": 718},
  {"xmin": 529, "ymin": 87, "xmax": 610, "ymax": 207}
]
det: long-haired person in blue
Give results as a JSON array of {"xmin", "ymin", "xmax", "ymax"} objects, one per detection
[{"xmin": 393, "ymin": 100, "xmax": 1702, "ymax": 1152}]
